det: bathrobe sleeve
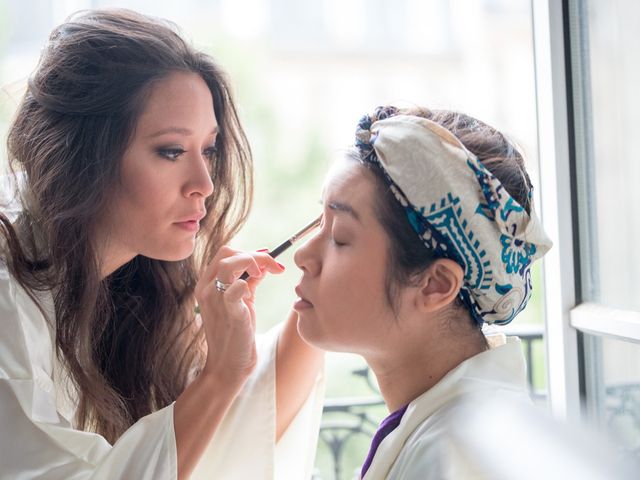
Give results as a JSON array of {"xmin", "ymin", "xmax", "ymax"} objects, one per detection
[
  {"xmin": 192, "ymin": 324, "xmax": 325, "ymax": 480},
  {"xmin": 0, "ymin": 265, "xmax": 324, "ymax": 480}
]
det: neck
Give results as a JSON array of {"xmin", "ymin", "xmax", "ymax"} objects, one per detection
[
  {"xmin": 366, "ymin": 330, "xmax": 487, "ymax": 413},
  {"xmin": 95, "ymin": 237, "xmax": 135, "ymax": 280},
  {"xmin": 100, "ymin": 255, "xmax": 134, "ymax": 280}
]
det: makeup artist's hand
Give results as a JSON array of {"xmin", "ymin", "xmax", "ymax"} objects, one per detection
[{"xmin": 195, "ymin": 246, "xmax": 285, "ymax": 384}]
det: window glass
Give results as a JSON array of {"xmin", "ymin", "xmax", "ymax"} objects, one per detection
[
  {"xmin": 585, "ymin": 0, "xmax": 640, "ymax": 310},
  {"xmin": 585, "ymin": 335, "xmax": 640, "ymax": 457}
]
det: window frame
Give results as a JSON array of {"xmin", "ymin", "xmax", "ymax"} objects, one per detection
[
  {"xmin": 532, "ymin": 0, "xmax": 581, "ymax": 422},
  {"xmin": 534, "ymin": 0, "xmax": 640, "ymax": 424}
]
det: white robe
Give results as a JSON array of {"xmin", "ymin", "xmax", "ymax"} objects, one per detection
[
  {"xmin": 0, "ymin": 261, "xmax": 324, "ymax": 480},
  {"xmin": 363, "ymin": 336, "xmax": 532, "ymax": 480}
]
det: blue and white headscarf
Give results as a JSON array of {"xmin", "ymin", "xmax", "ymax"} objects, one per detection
[{"xmin": 355, "ymin": 109, "xmax": 552, "ymax": 325}]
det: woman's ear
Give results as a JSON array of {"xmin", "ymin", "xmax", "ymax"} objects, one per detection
[{"xmin": 415, "ymin": 259, "xmax": 464, "ymax": 313}]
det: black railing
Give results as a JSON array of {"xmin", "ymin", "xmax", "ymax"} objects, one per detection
[{"xmin": 316, "ymin": 396, "xmax": 385, "ymax": 480}]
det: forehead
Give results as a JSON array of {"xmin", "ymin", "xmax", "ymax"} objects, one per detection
[
  {"xmin": 137, "ymin": 71, "xmax": 216, "ymax": 132},
  {"xmin": 322, "ymin": 160, "xmax": 377, "ymax": 213}
]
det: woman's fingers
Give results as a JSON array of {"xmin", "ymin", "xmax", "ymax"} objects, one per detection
[
  {"xmin": 220, "ymin": 280, "xmax": 252, "ymax": 314},
  {"xmin": 217, "ymin": 252, "xmax": 262, "ymax": 282},
  {"xmin": 195, "ymin": 246, "xmax": 285, "ymax": 379},
  {"xmin": 199, "ymin": 245, "xmax": 236, "ymax": 284},
  {"xmin": 198, "ymin": 278, "xmax": 255, "ymax": 376},
  {"xmin": 200, "ymin": 248, "xmax": 285, "ymax": 286}
]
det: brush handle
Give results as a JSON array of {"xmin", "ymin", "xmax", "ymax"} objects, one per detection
[
  {"xmin": 239, "ymin": 239, "xmax": 292, "ymax": 281},
  {"xmin": 236, "ymin": 214, "xmax": 321, "ymax": 282}
]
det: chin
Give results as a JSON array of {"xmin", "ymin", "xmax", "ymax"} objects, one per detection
[
  {"xmin": 296, "ymin": 314, "xmax": 322, "ymax": 347},
  {"xmin": 168, "ymin": 252, "xmax": 194, "ymax": 262},
  {"xmin": 297, "ymin": 315, "xmax": 348, "ymax": 353},
  {"xmin": 147, "ymin": 242, "xmax": 196, "ymax": 262}
]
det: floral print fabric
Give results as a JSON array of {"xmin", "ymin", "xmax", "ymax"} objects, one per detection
[{"xmin": 355, "ymin": 112, "xmax": 552, "ymax": 325}]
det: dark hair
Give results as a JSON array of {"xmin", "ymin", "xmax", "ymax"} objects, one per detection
[
  {"xmin": 350, "ymin": 107, "xmax": 532, "ymax": 329},
  {"xmin": 0, "ymin": 9, "xmax": 252, "ymax": 442}
]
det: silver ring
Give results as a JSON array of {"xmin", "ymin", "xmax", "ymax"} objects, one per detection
[{"xmin": 215, "ymin": 278, "xmax": 232, "ymax": 293}]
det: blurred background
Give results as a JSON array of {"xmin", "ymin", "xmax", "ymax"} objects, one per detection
[
  {"xmin": 0, "ymin": 0, "xmax": 545, "ymax": 477},
  {"xmin": 0, "ymin": 1, "xmax": 549, "ymax": 478}
]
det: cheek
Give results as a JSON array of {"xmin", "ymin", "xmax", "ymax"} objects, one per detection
[
  {"xmin": 120, "ymin": 150, "xmax": 173, "ymax": 209},
  {"xmin": 321, "ymin": 262, "xmax": 387, "ymax": 324},
  {"xmin": 118, "ymin": 173, "xmax": 172, "ymax": 223}
]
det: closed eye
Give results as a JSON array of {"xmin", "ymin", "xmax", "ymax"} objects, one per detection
[{"xmin": 331, "ymin": 229, "xmax": 348, "ymax": 246}]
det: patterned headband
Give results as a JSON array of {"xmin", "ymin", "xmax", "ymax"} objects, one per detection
[{"xmin": 355, "ymin": 108, "xmax": 552, "ymax": 325}]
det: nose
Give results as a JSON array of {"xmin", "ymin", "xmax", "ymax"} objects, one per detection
[
  {"xmin": 183, "ymin": 154, "xmax": 214, "ymax": 199},
  {"xmin": 294, "ymin": 230, "xmax": 322, "ymax": 277}
]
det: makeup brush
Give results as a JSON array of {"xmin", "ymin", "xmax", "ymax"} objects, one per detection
[
  {"xmin": 239, "ymin": 214, "xmax": 322, "ymax": 281},
  {"xmin": 195, "ymin": 215, "xmax": 322, "ymax": 315}
]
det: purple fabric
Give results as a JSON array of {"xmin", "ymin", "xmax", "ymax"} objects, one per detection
[{"xmin": 360, "ymin": 404, "xmax": 408, "ymax": 478}]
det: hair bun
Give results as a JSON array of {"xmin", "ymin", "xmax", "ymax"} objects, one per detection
[
  {"xmin": 355, "ymin": 106, "xmax": 399, "ymax": 158},
  {"xmin": 355, "ymin": 113, "xmax": 373, "ymax": 153},
  {"xmin": 372, "ymin": 105, "xmax": 398, "ymax": 122}
]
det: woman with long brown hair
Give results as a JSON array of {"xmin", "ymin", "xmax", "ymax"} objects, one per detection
[{"xmin": 0, "ymin": 9, "xmax": 323, "ymax": 479}]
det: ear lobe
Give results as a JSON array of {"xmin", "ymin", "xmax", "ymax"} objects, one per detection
[{"xmin": 416, "ymin": 259, "xmax": 464, "ymax": 313}]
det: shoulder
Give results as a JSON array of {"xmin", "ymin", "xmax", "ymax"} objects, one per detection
[
  {"xmin": 0, "ymin": 260, "xmax": 53, "ymax": 324},
  {"xmin": 386, "ymin": 420, "xmax": 450, "ymax": 480},
  {"xmin": 0, "ymin": 261, "xmax": 56, "ymax": 381},
  {"xmin": 0, "ymin": 171, "xmax": 26, "ymax": 222},
  {"xmin": 0, "ymin": 261, "xmax": 20, "ymax": 316},
  {"xmin": 389, "ymin": 408, "xmax": 491, "ymax": 480}
]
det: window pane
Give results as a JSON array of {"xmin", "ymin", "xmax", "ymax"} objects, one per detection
[
  {"xmin": 585, "ymin": 0, "xmax": 640, "ymax": 310},
  {"xmin": 585, "ymin": 335, "xmax": 640, "ymax": 457}
]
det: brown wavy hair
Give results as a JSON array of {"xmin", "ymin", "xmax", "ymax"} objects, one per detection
[{"xmin": 0, "ymin": 9, "xmax": 252, "ymax": 443}]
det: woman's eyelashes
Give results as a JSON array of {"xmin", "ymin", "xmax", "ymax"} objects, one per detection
[
  {"xmin": 317, "ymin": 213, "xmax": 349, "ymax": 247},
  {"xmin": 331, "ymin": 237, "xmax": 347, "ymax": 247},
  {"xmin": 156, "ymin": 146, "xmax": 185, "ymax": 160},
  {"xmin": 202, "ymin": 145, "xmax": 218, "ymax": 161},
  {"xmin": 330, "ymin": 228, "xmax": 349, "ymax": 247},
  {"xmin": 156, "ymin": 144, "xmax": 218, "ymax": 161}
]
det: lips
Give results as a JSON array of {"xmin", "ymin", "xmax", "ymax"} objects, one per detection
[
  {"xmin": 173, "ymin": 210, "xmax": 206, "ymax": 233},
  {"xmin": 295, "ymin": 285, "xmax": 311, "ymax": 303},
  {"xmin": 294, "ymin": 285, "xmax": 314, "ymax": 310},
  {"xmin": 175, "ymin": 211, "xmax": 206, "ymax": 223}
]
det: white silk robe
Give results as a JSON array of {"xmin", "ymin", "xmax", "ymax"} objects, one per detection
[
  {"xmin": 362, "ymin": 336, "xmax": 531, "ymax": 480},
  {"xmin": 0, "ymin": 262, "xmax": 324, "ymax": 480}
]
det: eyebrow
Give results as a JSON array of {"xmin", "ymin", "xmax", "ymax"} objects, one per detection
[
  {"xmin": 326, "ymin": 201, "xmax": 362, "ymax": 222},
  {"xmin": 146, "ymin": 126, "xmax": 218, "ymax": 139}
]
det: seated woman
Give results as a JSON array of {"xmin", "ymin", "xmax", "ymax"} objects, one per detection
[{"xmin": 293, "ymin": 106, "xmax": 551, "ymax": 479}]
